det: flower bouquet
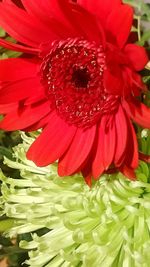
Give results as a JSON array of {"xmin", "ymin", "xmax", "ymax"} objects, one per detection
[{"xmin": 0, "ymin": 0, "xmax": 150, "ymax": 266}]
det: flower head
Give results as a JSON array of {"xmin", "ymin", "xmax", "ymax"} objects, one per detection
[
  {"xmin": 0, "ymin": 0, "xmax": 149, "ymax": 184},
  {"xmin": 1, "ymin": 134, "xmax": 150, "ymax": 267}
]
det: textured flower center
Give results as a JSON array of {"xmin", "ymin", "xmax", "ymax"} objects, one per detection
[
  {"xmin": 41, "ymin": 38, "xmax": 119, "ymax": 127},
  {"xmin": 72, "ymin": 67, "xmax": 90, "ymax": 88}
]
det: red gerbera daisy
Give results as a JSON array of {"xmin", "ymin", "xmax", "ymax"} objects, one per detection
[{"xmin": 0, "ymin": 0, "xmax": 149, "ymax": 185}]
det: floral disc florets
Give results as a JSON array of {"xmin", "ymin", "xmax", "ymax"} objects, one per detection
[{"xmin": 41, "ymin": 38, "xmax": 119, "ymax": 127}]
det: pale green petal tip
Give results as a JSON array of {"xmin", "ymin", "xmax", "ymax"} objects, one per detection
[{"xmin": 1, "ymin": 133, "xmax": 150, "ymax": 267}]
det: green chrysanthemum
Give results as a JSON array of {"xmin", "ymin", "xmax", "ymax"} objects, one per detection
[{"xmin": 0, "ymin": 133, "xmax": 150, "ymax": 267}]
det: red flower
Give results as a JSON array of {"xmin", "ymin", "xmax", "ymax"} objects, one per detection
[{"xmin": 0, "ymin": 0, "xmax": 149, "ymax": 185}]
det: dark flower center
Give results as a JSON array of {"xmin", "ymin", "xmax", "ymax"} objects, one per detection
[
  {"xmin": 41, "ymin": 38, "xmax": 119, "ymax": 127},
  {"xmin": 72, "ymin": 67, "xmax": 90, "ymax": 88}
]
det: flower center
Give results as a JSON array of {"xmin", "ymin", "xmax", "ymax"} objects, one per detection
[
  {"xmin": 41, "ymin": 38, "xmax": 119, "ymax": 127},
  {"xmin": 72, "ymin": 67, "xmax": 90, "ymax": 88}
]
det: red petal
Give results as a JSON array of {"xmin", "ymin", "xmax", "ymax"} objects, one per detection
[
  {"xmin": 82, "ymin": 136, "xmax": 99, "ymax": 184},
  {"xmin": 0, "ymin": 2, "xmax": 58, "ymax": 47},
  {"xmin": 0, "ymin": 38, "xmax": 39, "ymax": 55},
  {"xmin": 120, "ymin": 165, "xmax": 136, "ymax": 180},
  {"xmin": 0, "ymin": 100, "xmax": 50, "ymax": 130},
  {"xmin": 114, "ymin": 105, "xmax": 128, "ymax": 166},
  {"xmin": 123, "ymin": 99, "xmax": 150, "ymax": 129},
  {"xmin": 125, "ymin": 117, "xmax": 138, "ymax": 169},
  {"xmin": 132, "ymin": 72, "xmax": 146, "ymax": 91},
  {"xmin": 58, "ymin": 126, "xmax": 96, "ymax": 176},
  {"xmin": 0, "ymin": 58, "xmax": 39, "ymax": 81},
  {"xmin": 139, "ymin": 152, "xmax": 150, "ymax": 164},
  {"xmin": 0, "ymin": 77, "xmax": 43, "ymax": 104},
  {"xmin": 104, "ymin": 66, "xmax": 124, "ymax": 95},
  {"xmin": 92, "ymin": 122, "xmax": 105, "ymax": 178},
  {"xmin": 27, "ymin": 112, "xmax": 77, "ymax": 166},
  {"xmin": 106, "ymin": 4, "xmax": 133, "ymax": 48},
  {"xmin": 78, "ymin": 0, "xmax": 121, "ymax": 28},
  {"xmin": 3, "ymin": 0, "xmax": 24, "ymax": 8},
  {"xmin": 0, "ymin": 103, "xmax": 18, "ymax": 113},
  {"xmin": 21, "ymin": 0, "xmax": 77, "ymax": 38},
  {"xmin": 102, "ymin": 117, "xmax": 116, "ymax": 169},
  {"xmin": 23, "ymin": 113, "xmax": 50, "ymax": 132},
  {"xmin": 83, "ymin": 173, "xmax": 92, "ymax": 187},
  {"xmin": 92, "ymin": 115, "xmax": 116, "ymax": 179},
  {"xmin": 82, "ymin": 160, "xmax": 92, "ymax": 186},
  {"xmin": 24, "ymin": 95, "xmax": 45, "ymax": 106},
  {"xmin": 2, "ymin": 1, "xmax": 14, "ymax": 4},
  {"xmin": 122, "ymin": 67, "xmax": 146, "ymax": 97},
  {"xmin": 57, "ymin": 0, "xmax": 103, "ymax": 44},
  {"xmin": 124, "ymin": 44, "xmax": 149, "ymax": 71}
]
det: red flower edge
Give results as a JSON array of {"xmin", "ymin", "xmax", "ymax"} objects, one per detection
[{"xmin": 0, "ymin": 0, "xmax": 149, "ymax": 185}]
